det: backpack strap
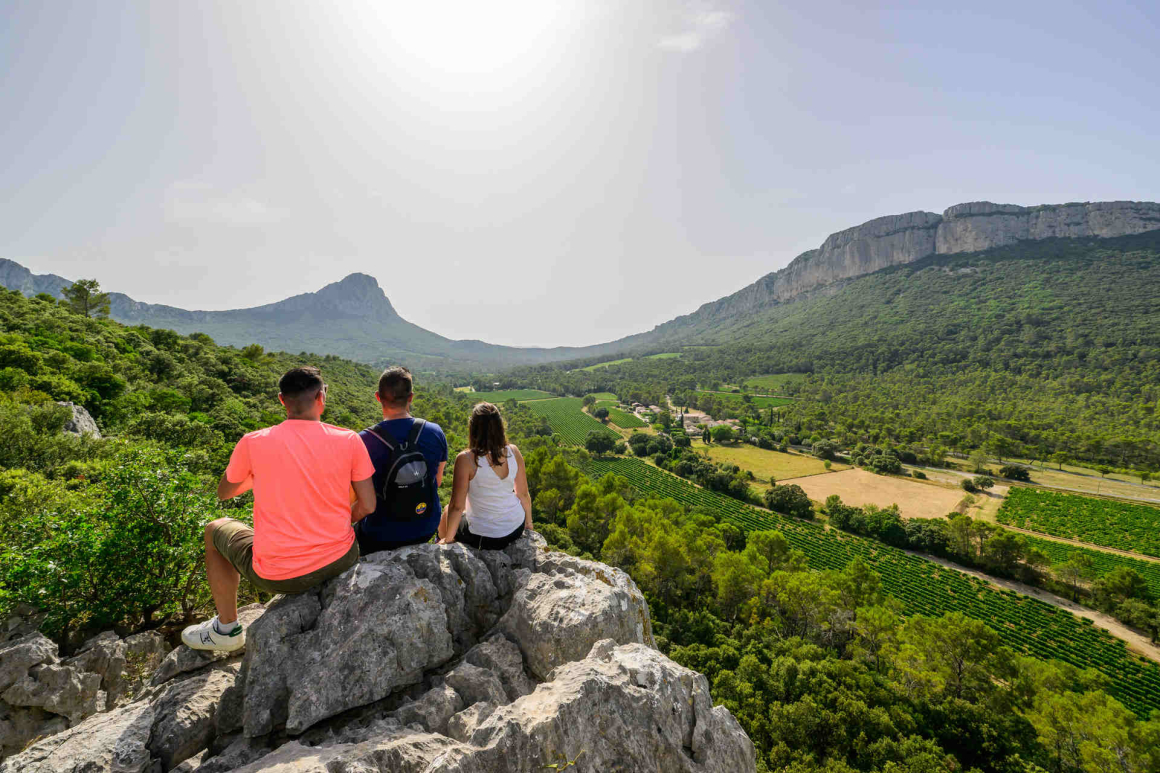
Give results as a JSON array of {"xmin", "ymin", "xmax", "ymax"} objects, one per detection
[
  {"xmin": 403, "ymin": 418, "xmax": 427, "ymax": 450},
  {"xmin": 362, "ymin": 426, "xmax": 397, "ymax": 452}
]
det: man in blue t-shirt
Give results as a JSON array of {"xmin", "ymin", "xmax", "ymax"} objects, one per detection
[{"xmin": 354, "ymin": 366, "xmax": 448, "ymax": 555}]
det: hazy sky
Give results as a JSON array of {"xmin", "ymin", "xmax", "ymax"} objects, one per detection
[{"xmin": 2, "ymin": 1, "xmax": 1158, "ymax": 347}]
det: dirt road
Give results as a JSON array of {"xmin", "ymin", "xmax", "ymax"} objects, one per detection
[{"xmin": 913, "ymin": 552, "xmax": 1160, "ymax": 664}]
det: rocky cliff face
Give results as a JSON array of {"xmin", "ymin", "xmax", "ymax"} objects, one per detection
[
  {"xmin": 0, "ymin": 536, "xmax": 756, "ymax": 773},
  {"xmin": 656, "ymin": 199, "xmax": 1160, "ymax": 331},
  {"xmin": 935, "ymin": 200, "xmax": 1160, "ymax": 253},
  {"xmin": 0, "ymin": 260, "xmax": 70, "ymax": 299}
]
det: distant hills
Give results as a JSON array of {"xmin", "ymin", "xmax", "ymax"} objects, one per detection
[
  {"xmin": 0, "ymin": 261, "xmax": 625, "ymax": 371},
  {"xmin": 4, "ymin": 200, "xmax": 1158, "ymax": 371}
]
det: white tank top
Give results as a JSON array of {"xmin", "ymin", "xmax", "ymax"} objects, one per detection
[{"xmin": 465, "ymin": 445, "xmax": 525, "ymax": 538}]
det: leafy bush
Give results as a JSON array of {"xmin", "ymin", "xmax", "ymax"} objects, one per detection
[
  {"xmin": 811, "ymin": 439, "xmax": 837, "ymax": 460},
  {"xmin": 973, "ymin": 475, "xmax": 995, "ymax": 490},
  {"xmin": 1, "ymin": 447, "xmax": 220, "ymax": 646},
  {"xmin": 999, "ymin": 464, "xmax": 1031, "ymax": 482},
  {"xmin": 628, "ymin": 433, "xmax": 651, "ymax": 457},
  {"xmin": 763, "ymin": 484, "xmax": 813, "ymax": 519},
  {"xmin": 584, "ymin": 431, "xmax": 616, "ymax": 456}
]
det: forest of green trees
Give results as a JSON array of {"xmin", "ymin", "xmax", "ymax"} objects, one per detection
[
  {"xmin": 3, "ymin": 285, "xmax": 1160, "ymax": 772},
  {"xmin": 498, "ymin": 233, "xmax": 1160, "ymax": 474}
]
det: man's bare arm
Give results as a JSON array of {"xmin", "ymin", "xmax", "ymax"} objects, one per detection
[
  {"xmin": 350, "ymin": 476, "xmax": 376, "ymax": 523},
  {"xmin": 217, "ymin": 471, "xmax": 251, "ymax": 501}
]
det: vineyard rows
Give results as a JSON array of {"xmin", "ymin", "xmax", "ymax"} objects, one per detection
[
  {"xmin": 526, "ymin": 398, "xmax": 620, "ymax": 445},
  {"xmin": 602, "ymin": 404, "xmax": 646, "ymax": 428},
  {"xmin": 1021, "ymin": 533, "xmax": 1160, "ymax": 600},
  {"xmin": 998, "ymin": 488, "xmax": 1160, "ymax": 559},
  {"xmin": 466, "ymin": 389, "xmax": 556, "ymax": 403},
  {"xmin": 583, "ymin": 457, "xmax": 1160, "ymax": 717}
]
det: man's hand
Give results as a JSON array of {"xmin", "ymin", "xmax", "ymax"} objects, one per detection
[
  {"xmin": 217, "ymin": 471, "xmax": 251, "ymax": 501},
  {"xmin": 350, "ymin": 476, "xmax": 376, "ymax": 523}
]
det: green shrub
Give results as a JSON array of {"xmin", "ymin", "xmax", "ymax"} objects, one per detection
[{"xmin": 0, "ymin": 447, "xmax": 219, "ymax": 646}]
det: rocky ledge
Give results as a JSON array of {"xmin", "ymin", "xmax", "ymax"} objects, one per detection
[{"xmin": 0, "ymin": 535, "xmax": 755, "ymax": 773}]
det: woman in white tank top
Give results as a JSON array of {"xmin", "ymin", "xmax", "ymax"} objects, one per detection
[{"xmin": 439, "ymin": 402, "xmax": 532, "ymax": 549}]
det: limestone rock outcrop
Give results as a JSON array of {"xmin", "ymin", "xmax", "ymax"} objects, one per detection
[
  {"xmin": 936, "ymin": 200, "xmax": 1160, "ymax": 253},
  {"xmin": 55, "ymin": 401, "xmax": 101, "ymax": 437},
  {"xmin": 1, "ymin": 534, "xmax": 755, "ymax": 772},
  {"xmin": 0, "ymin": 626, "xmax": 169, "ymax": 758},
  {"xmin": 655, "ymin": 199, "xmax": 1160, "ymax": 332}
]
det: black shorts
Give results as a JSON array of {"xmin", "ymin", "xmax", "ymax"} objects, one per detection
[{"xmin": 457, "ymin": 520, "xmax": 525, "ymax": 550}]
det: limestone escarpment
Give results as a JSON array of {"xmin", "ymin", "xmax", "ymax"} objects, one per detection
[
  {"xmin": 936, "ymin": 200, "xmax": 1160, "ymax": 253},
  {"xmin": 777, "ymin": 200, "xmax": 1160, "ymax": 303},
  {"xmin": 658, "ymin": 199, "xmax": 1160, "ymax": 332},
  {"xmin": 1, "ymin": 536, "xmax": 756, "ymax": 773}
]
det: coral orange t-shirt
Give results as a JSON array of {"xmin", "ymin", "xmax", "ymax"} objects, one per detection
[{"xmin": 225, "ymin": 420, "xmax": 375, "ymax": 580}]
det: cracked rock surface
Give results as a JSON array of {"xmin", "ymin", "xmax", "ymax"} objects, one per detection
[{"xmin": 1, "ymin": 534, "xmax": 754, "ymax": 772}]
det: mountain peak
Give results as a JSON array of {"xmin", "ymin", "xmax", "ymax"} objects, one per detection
[
  {"xmin": 311, "ymin": 272, "xmax": 397, "ymax": 318},
  {"xmin": 334, "ymin": 272, "xmax": 379, "ymax": 288}
]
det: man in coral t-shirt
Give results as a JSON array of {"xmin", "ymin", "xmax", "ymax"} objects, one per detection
[{"xmin": 182, "ymin": 366, "xmax": 377, "ymax": 652}]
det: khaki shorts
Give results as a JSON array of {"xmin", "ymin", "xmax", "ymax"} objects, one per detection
[{"xmin": 211, "ymin": 518, "xmax": 359, "ymax": 594}]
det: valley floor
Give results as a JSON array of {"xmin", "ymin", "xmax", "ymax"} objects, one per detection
[{"xmin": 780, "ymin": 468, "xmax": 966, "ymax": 520}]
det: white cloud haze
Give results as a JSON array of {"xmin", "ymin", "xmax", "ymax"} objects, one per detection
[{"xmin": 658, "ymin": 3, "xmax": 736, "ymax": 52}]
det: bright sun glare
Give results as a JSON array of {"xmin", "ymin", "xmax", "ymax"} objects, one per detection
[{"xmin": 352, "ymin": 0, "xmax": 584, "ymax": 87}]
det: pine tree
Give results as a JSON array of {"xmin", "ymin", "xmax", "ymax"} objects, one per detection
[{"xmin": 61, "ymin": 279, "xmax": 111, "ymax": 318}]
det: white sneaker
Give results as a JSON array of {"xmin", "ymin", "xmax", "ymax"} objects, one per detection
[{"xmin": 181, "ymin": 616, "xmax": 246, "ymax": 652}]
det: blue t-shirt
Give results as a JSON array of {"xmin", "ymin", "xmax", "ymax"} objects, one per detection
[{"xmin": 358, "ymin": 417, "xmax": 448, "ymax": 542}]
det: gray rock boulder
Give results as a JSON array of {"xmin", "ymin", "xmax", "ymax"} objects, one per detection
[
  {"xmin": 226, "ymin": 731, "xmax": 463, "ymax": 773},
  {"xmin": 56, "ymin": 401, "xmax": 101, "ymax": 437},
  {"xmin": 1, "ymin": 663, "xmax": 103, "ymax": 723},
  {"xmin": 1, "ymin": 659, "xmax": 243, "ymax": 772},
  {"xmin": 446, "ymin": 700, "xmax": 496, "ymax": 743},
  {"xmin": 444, "ymin": 662, "xmax": 507, "ymax": 708},
  {"xmin": 242, "ymin": 556, "xmax": 461, "ymax": 736},
  {"xmin": 241, "ymin": 590, "xmax": 321, "ymax": 738},
  {"xmin": 396, "ymin": 543, "xmax": 504, "ymax": 651},
  {"xmin": 0, "ymin": 701, "xmax": 67, "ymax": 759},
  {"xmin": 0, "ymin": 633, "xmax": 58, "ymax": 693},
  {"xmin": 463, "ymin": 635, "xmax": 535, "ymax": 701},
  {"xmin": 390, "ymin": 683, "xmax": 462, "ymax": 735},
  {"xmin": 439, "ymin": 640, "xmax": 756, "ymax": 772},
  {"xmin": 499, "ymin": 557, "xmax": 653, "ymax": 680},
  {"xmin": 67, "ymin": 629, "xmax": 168, "ymax": 709},
  {"xmin": 148, "ymin": 663, "xmax": 240, "ymax": 769},
  {"xmin": 0, "ymin": 700, "xmax": 155, "ymax": 773},
  {"xmin": 178, "ymin": 639, "xmax": 755, "ymax": 773}
]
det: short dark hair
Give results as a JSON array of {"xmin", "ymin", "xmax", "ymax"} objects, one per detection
[
  {"xmin": 377, "ymin": 366, "xmax": 413, "ymax": 408},
  {"xmin": 279, "ymin": 366, "xmax": 324, "ymax": 415}
]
